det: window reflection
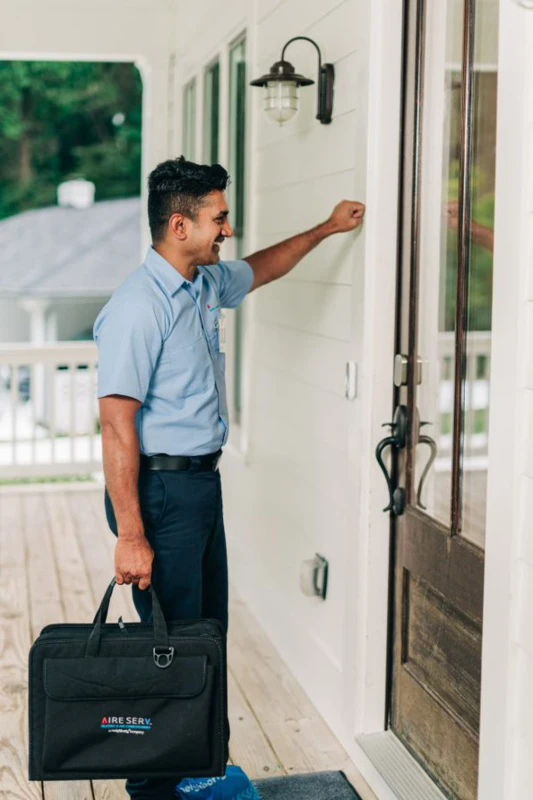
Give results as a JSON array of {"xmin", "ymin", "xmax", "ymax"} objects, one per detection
[{"xmin": 416, "ymin": 0, "xmax": 498, "ymax": 548}]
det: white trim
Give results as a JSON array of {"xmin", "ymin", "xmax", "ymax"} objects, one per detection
[
  {"xmin": 241, "ymin": 0, "xmax": 260, "ymax": 458},
  {"xmin": 0, "ymin": 51, "xmax": 146, "ymax": 62},
  {"xmin": 477, "ymin": 1, "xmax": 530, "ymax": 798},
  {"xmin": 349, "ymin": 0, "xmax": 404, "ymax": 736},
  {"xmin": 174, "ymin": 12, "xmax": 254, "ymax": 458}
]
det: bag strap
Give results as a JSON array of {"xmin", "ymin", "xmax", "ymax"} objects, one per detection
[{"xmin": 86, "ymin": 577, "xmax": 169, "ymax": 657}]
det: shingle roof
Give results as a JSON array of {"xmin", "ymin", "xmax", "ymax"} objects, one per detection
[{"xmin": 0, "ymin": 197, "xmax": 141, "ymax": 298}]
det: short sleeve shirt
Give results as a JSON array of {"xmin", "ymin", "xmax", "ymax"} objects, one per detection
[{"xmin": 93, "ymin": 246, "xmax": 254, "ymax": 456}]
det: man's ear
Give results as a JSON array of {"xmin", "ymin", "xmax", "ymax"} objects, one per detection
[{"xmin": 168, "ymin": 213, "xmax": 189, "ymax": 241}]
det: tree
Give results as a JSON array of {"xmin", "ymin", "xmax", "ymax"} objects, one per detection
[{"xmin": 0, "ymin": 61, "xmax": 142, "ymax": 219}]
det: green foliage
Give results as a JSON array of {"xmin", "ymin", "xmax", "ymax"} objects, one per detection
[
  {"xmin": 444, "ymin": 229, "xmax": 494, "ymax": 332},
  {"xmin": 0, "ymin": 61, "xmax": 142, "ymax": 220},
  {"xmin": 443, "ymin": 171, "xmax": 495, "ymax": 332}
]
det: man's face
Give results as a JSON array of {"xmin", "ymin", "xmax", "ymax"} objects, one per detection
[{"xmin": 188, "ymin": 191, "xmax": 234, "ymax": 266}]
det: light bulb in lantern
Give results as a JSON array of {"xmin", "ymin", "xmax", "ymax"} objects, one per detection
[{"xmin": 264, "ymin": 80, "xmax": 299, "ymax": 125}]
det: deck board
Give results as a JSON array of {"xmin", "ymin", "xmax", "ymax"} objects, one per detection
[
  {"xmin": 22, "ymin": 493, "xmax": 93, "ymax": 800},
  {"xmin": 0, "ymin": 494, "xmax": 42, "ymax": 800},
  {"xmin": 0, "ymin": 485, "xmax": 375, "ymax": 800}
]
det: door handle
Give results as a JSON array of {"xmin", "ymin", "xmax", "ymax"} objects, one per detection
[
  {"xmin": 415, "ymin": 429, "xmax": 438, "ymax": 510},
  {"xmin": 375, "ymin": 405, "xmax": 408, "ymax": 516}
]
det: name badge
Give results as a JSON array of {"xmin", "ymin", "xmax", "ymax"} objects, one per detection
[{"xmin": 215, "ymin": 313, "xmax": 227, "ymax": 354}]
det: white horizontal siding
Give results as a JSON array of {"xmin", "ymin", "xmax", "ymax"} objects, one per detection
[
  {"xmin": 253, "ymin": 168, "xmax": 358, "ymax": 237},
  {"xmin": 251, "ymin": 411, "xmax": 353, "ymax": 512},
  {"xmin": 256, "ymin": 280, "xmax": 354, "ymax": 340},
  {"xmin": 229, "ymin": 0, "xmax": 368, "ymax": 753},
  {"xmin": 257, "ymin": 111, "xmax": 358, "ymax": 189},
  {"xmin": 257, "ymin": 0, "xmax": 354, "ymax": 64},
  {"xmin": 253, "ymin": 321, "xmax": 354, "ymax": 394},
  {"xmin": 254, "ymin": 232, "xmax": 356, "ymax": 285},
  {"xmin": 173, "ymin": 0, "xmax": 382, "ymax": 776},
  {"xmin": 254, "ymin": 367, "xmax": 351, "ymax": 451},
  {"xmin": 175, "ymin": 0, "xmax": 249, "ymax": 68}
]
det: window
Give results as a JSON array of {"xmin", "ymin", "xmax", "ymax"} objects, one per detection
[
  {"xmin": 203, "ymin": 61, "xmax": 220, "ymax": 163},
  {"xmin": 228, "ymin": 38, "xmax": 247, "ymax": 424},
  {"xmin": 182, "ymin": 79, "xmax": 197, "ymax": 160}
]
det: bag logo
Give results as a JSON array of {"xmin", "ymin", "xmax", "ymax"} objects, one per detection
[{"xmin": 101, "ymin": 716, "xmax": 152, "ymax": 735}]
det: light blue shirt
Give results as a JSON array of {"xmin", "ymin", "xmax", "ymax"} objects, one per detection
[{"xmin": 94, "ymin": 246, "xmax": 254, "ymax": 456}]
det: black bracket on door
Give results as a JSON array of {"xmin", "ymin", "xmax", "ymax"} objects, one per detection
[
  {"xmin": 375, "ymin": 405, "xmax": 408, "ymax": 516},
  {"xmin": 415, "ymin": 428, "xmax": 437, "ymax": 510}
]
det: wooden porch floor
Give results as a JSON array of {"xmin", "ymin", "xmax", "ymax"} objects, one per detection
[{"xmin": 0, "ymin": 484, "xmax": 376, "ymax": 800}]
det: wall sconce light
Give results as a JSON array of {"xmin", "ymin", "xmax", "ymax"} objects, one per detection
[{"xmin": 250, "ymin": 36, "xmax": 334, "ymax": 126}]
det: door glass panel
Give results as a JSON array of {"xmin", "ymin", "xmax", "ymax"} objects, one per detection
[
  {"xmin": 415, "ymin": 0, "xmax": 464, "ymax": 526},
  {"xmin": 461, "ymin": 0, "xmax": 499, "ymax": 546}
]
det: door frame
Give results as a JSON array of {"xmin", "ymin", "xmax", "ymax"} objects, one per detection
[{"xmin": 350, "ymin": 1, "xmax": 522, "ymax": 799}]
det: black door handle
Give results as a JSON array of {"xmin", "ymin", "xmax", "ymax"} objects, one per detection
[{"xmin": 375, "ymin": 405, "xmax": 408, "ymax": 516}]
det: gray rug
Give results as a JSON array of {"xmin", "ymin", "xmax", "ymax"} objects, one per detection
[{"xmin": 253, "ymin": 771, "xmax": 362, "ymax": 799}]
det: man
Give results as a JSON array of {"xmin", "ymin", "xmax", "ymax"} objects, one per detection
[{"xmin": 94, "ymin": 156, "xmax": 365, "ymax": 799}]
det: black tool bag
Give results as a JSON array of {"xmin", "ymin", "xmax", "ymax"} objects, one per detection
[{"xmin": 28, "ymin": 578, "xmax": 228, "ymax": 781}]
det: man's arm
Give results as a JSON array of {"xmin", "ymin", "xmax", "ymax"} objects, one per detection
[
  {"xmin": 245, "ymin": 200, "xmax": 365, "ymax": 291},
  {"xmin": 99, "ymin": 394, "xmax": 154, "ymax": 590},
  {"xmin": 446, "ymin": 200, "xmax": 494, "ymax": 254}
]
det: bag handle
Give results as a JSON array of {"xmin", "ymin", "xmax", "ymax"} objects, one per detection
[{"xmin": 86, "ymin": 577, "xmax": 170, "ymax": 657}]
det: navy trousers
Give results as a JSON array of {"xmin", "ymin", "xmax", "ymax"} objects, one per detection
[{"xmin": 104, "ymin": 463, "xmax": 229, "ymax": 800}]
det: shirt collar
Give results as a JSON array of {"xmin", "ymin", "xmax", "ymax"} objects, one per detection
[{"xmin": 143, "ymin": 246, "xmax": 191, "ymax": 297}]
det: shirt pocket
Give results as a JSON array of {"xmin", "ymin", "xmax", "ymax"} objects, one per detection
[{"xmin": 159, "ymin": 334, "xmax": 213, "ymax": 398}]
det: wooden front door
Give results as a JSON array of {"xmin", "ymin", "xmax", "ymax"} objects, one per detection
[{"xmin": 378, "ymin": 1, "xmax": 499, "ymax": 797}]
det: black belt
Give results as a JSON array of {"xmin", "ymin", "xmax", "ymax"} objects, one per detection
[{"xmin": 140, "ymin": 450, "xmax": 222, "ymax": 472}]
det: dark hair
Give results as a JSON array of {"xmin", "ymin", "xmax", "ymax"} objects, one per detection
[{"xmin": 147, "ymin": 156, "xmax": 229, "ymax": 242}]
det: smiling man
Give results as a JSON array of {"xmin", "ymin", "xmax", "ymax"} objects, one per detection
[{"xmin": 94, "ymin": 156, "xmax": 365, "ymax": 799}]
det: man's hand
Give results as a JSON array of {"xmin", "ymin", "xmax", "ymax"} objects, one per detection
[
  {"xmin": 446, "ymin": 200, "xmax": 460, "ymax": 232},
  {"xmin": 115, "ymin": 533, "xmax": 154, "ymax": 590},
  {"xmin": 326, "ymin": 200, "xmax": 366, "ymax": 234},
  {"xmin": 246, "ymin": 198, "xmax": 366, "ymax": 291}
]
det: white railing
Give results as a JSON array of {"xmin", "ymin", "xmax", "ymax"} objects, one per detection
[
  {"xmin": 0, "ymin": 342, "xmax": 101, "ymax": 480},
  {"xmin": 437, "ymin": 330, "xmax": 491, "ymax": 462}
]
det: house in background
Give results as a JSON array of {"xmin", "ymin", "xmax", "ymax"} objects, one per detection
[
  {"xmin": 0, "ymin": 181, "xmax": 140, "ymax": 344},
  {"xmin": 0, "ymin": 182, "xmax": 140, "ymax": 433},
  {"xmin": 2, "ymin": 1, "xmax": 533, "ymax": 799}
]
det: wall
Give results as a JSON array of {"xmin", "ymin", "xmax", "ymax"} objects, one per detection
[
  {"xmin": 174, "ymin": 0, "xmax": 403, "ymax": 760},
  {"xmin": 56, "ymin": 300, "xmax": 107, "ymax": 340},
  {"xmin": 0, "ymin": 298, "xmax": 107, "ymax": 343},
  {"xmin": 0, "ymin": 300, "xmax": 29, "ymax": 342}
]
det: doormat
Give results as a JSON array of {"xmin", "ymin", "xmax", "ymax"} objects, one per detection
[{"xmin": 253, "ymin": 770, "xmax": 362, "ymax": 799}]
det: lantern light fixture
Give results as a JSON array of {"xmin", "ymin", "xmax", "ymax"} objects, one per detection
[{"xmin": 250, "ymin": 36, "xmax": 334, "ymax": 126}]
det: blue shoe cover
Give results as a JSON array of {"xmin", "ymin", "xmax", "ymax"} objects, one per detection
[{"xmin": 175, "ymin": 765, "xmax": 261, "ymax": 799}]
